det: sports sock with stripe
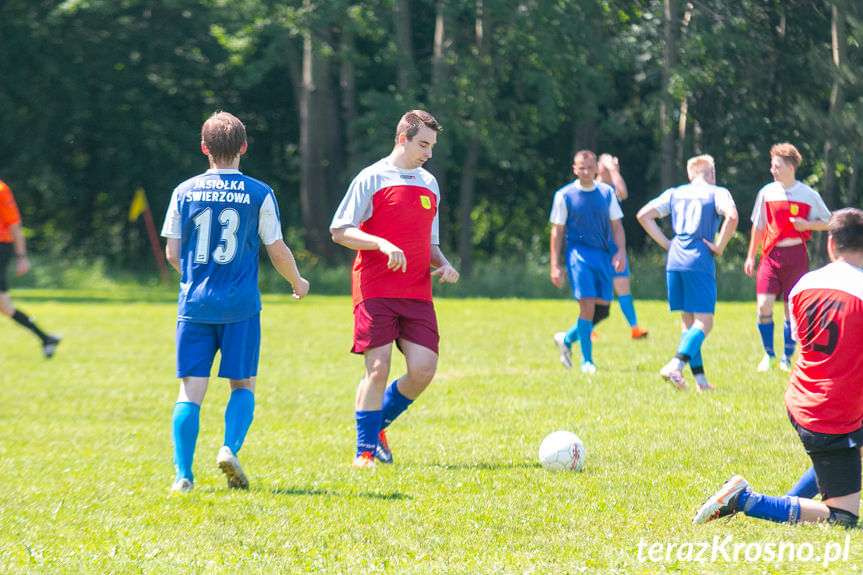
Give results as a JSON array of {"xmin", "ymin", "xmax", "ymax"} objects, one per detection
[
  {"xmin": 757, "ymin": 320, "xmax": 775, "ymax": 356},
  {"xmin": 381, "ymin": 379, "xmax": 413, "ymax": 429},
  {"xmin": 355, "ymin": 410, "xmax": 383, "ymax": 457}
]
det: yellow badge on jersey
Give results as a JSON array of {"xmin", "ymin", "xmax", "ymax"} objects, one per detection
[
  {"xmin": 420, "ymin": 195, "xmax": 432, "ymax": 209},
  {"xmin": 790, "ymin": 204, "xmax": 799, "ymax": 216}
]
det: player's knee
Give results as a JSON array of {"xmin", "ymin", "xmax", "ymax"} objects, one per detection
[
  {"xmin": 593, "ymin": 304, "xmax": 610, "ymax": 324},
  {"xmin": 408, "ymin": 362, "xmax": 437, "ymax": 386},
  {"xmin": 827, "ymin": 506, "xmax": 858, "ymax": 528}
]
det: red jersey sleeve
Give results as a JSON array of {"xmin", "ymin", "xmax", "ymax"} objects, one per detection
[{"xmin": 0, "ymin": 180, "xmax": 22, "ymax": 243}]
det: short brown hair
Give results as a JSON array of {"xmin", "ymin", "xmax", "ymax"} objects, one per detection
[
  {"xmin": 573, "ymin": 150, "xmax": 597, "ymax": 164},
  {"xmin": 202, "ymin": 111, "xmax": 247, "ymax": 163},
  {"xmin": 395, "ymin": 110, "xmax": 441, "ymax": 142},
  {"xmin": 828, "ymin": 208, "xmax": 863, "ymax": 254},
  {"xmin": 770, "ymin": 142, "xmax": 802, "ymax": 169}
]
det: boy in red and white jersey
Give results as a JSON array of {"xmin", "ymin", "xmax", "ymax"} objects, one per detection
[
  {"xmin": 694, "ymin": 208, "xmax": 863, "ymax": 528},
  {"xmin": 330, "ymin": 110, "xmax": 459, "ymax": 468},
  {"xmin": 744, "ymin": 143, "xmax": 830, "ymax": 372}
]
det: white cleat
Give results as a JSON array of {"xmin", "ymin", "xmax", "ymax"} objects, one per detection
[
  {"xmin": 757, "ymin": 354, "xmax": 774, "ymax": 372},
  {"xmin": 217, "ymin": 446, "xmax": 249, "ymax": 490},
  {"xmin": 693, "ymin": 475, "xmax": 749, "ymax": 524},
  {"xmin": 779, "ymin": 356, "xmax": 792, "ymax": 371},
  {"xmin": 171, "ymin": 478, "xmax": 193, "ymax": 492},
  {"xmin": 580, "ymin": 361, "xmax": 597, "ymax": 374},
  {"xmin": 660, "ymin": 361, "xmax": 687, "ymax": 390},
  {"xmin": 553, "ymin": 332, "xmax": 572, "ymax": 370}
]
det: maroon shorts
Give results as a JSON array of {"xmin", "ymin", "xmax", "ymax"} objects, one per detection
[
  {"xmin": 756, "ymin": 243, "xmax": 810, "ymax": 300},
  {"xmin": 352, "ymin": 297, "xmax": 439, "ymax": 355}
]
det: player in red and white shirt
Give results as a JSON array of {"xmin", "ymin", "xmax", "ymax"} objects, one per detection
[
  {"xmin": 744, "ymin": 143, "xmax": 830, "ymax": 372},
  {"xmin": 695, "ymin": 208, "xmax": 863, "ymax": 528},
  {"xmin": 330, "ymin": 110, "xmax": 459, "ymax": 469}
]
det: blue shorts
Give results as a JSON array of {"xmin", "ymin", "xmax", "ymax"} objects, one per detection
[
  {"xmin": 176, "ymin": 314, "xmax": 261, "ymax": 380},
  {"xmin": 666, "ymin": 270, "xmax": 716, "ymax": 314},
  {"xmin": 567, "ymin": 247, "xmax": 613, "ymax": 302},
  {"xmin": 612, "ymin": 254, "xmax": 630, "ymax": 279}
]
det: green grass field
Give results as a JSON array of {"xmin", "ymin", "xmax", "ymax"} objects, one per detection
[{"xmin": 1, "ymin": 290, "xmax": 860, "ymax": 574}]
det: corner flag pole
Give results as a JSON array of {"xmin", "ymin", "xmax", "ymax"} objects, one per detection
[{"xmin": 130, "ymin": 188, "xmax": 170, "ymax": 284}]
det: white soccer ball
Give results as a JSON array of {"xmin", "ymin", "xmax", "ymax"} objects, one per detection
[{"xmin": 538, "ymin": 430, "xmax": 586, "ymax": 472}]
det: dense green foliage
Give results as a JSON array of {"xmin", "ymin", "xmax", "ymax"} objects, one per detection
[
  {"xmin": 2, "ymin": 1, "xmax": 862, "ymax": 270},
  {"xmin": 1, "ymin": 293, "xmax": 860, "ymax": 573}
]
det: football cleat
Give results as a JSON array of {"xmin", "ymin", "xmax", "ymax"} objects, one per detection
[
  {"xmin": 694, "ymin": 373, "xmax": 713, "ymax": 391},
  {"xmin": 695, "ymin": 380, "xmax": 715, "ymax": 392},
  {"xmin": 693, "ymin": 475, "xmax": 749, "ymax": 524},
  {"xmin": 352, "ymin": 451, "xmax": 376, "ymax": 469},
  {"xmin": 631, "ymin": 326, "xmax": 649, "ymax": 339},
  {"xmin": 374, "ymin": 429, "xmax": 393, "ymax": 464},
  {"xmin": 217, "ymin": 446, "xmax": 249, "ymax": 490},
  {"xmin": 42, "ymin": 335, "xmax": 61, "ymax": 359},
  {"xmin": 553, "ymin": 332, "xmax": 572, "ymax": 370},
  {"xmin": 660, "ymin": 361, "xmax": 687, "ymax": 390},
  {"xmin": 171, "ymin": 478, "xmax": 193, "ymax": 492},
  {"xmin": 580, "ymin": 361, "xmax": 597, "ymax": 374},
  {"xmin": 779, "ymin": 356, "xmax": 792, "ymax": 371},
  {"xmin": 757, "ymin": 354, "xmax": 774, "ymax": 372}
]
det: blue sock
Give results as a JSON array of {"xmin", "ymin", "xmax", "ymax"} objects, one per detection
[
  {"xmin": 783, "ymin": 320, "xmax": 795, "ymax": 358},
  {"xmin": 617, "ymin": 294, "xmax": 638, "ymax": 328},
  {"xmin": 786, "ymin": 467, "xmax": 818, "ymax": 498},
  {"xmin": 355, "ymin": 410, "xmax": 383, "ymax": 457},
  {"xmin": 676, "ymin": 327, "xmax": 706, "ymax": 359},
  {"xmin": 224, "ymin": 388, "xmax": 255, "ymax": 455},
  {"xmin": 757, "ymin": 321, "xmax": 775, "ymax": 356},
  {"xmin": 381, "ymin": 379, "xmax": 413, "ymax": 429},
  {"xmin": 564, "ymin": 322, "xmax": 580, "ymax": 346},
  {"xmin": 690, "ymin": 351, "xmax": 703, "ymax": 370},
  {"xmin": 172, "ymin": 402, "xmax": 201, "ymax": 482},
  {"xmin": 738, "ymin": 490, "xmax": 801, "ymax": 523},
  {"xmin": 577, "ymin": 318, "xmax": 593, "ymax": 364}
]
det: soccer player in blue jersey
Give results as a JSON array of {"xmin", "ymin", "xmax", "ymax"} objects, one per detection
[
  {"xmin": 550, "ymin": 150, "xmax": 626, "ymax": 374},
  {"xmin": 161, "ymin": 111, "xmax": 310, "ymax": 492},
  {"xmin": 598, "ymin": 154, "xmax": 648, "ymax": 340},
  {"xmin": 637, "ymin": 154, "xmax": 738, "ymax": 391}
]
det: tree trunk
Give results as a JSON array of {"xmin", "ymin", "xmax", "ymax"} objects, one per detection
[
  {"xmin": 394, "ymin": 0, "xmax": 417, "ymax": 97},
  {"xmin": 457, "ymin": 138, "xmax": 479, "ymax": 278},
  {"xmin": 340, "ymin": 25, "xmax": 358, "ymax": 170},
  {"xmin": 299, "ymin": 9, "xmax": 340, "ymax": 259},
  {"xmin": 430, "ymin": 0, "xmax": 452, "ymax": 251},
  {"xmin": 660, "ymin": 0, "xmax": 679, "ymax": 191},
  {"xmin": 456, "ymin": 0, "xmax": 487, "ymax": 278},
  {"xmin": 821, "ymin": 0, "xmax": 846, "ymax": 210}
]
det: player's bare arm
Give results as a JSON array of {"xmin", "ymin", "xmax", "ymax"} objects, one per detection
[
  {"xmin": 166, "ymin": 237, "xmax": 181, "ymax": 273},
  {"xmin": 430, "ymin": 245, "xmax": 459, "ymax": 284},
  {"xmin": 9, "ymin": 222, "xmax": 30, "ymax": 277},
  {"xmin": 636, "ymin": 206, "xmax": 671, "ymax": 251},
  {"xmin": 549, "ymin": 224, "xmax": 566, "ymax": 288},
  {"xmin": 744, "ymin": 226, "xmax": 763, "ymax": 276},
  {"xmin": 790, "ymin": 217, "xmax": 829, "ymax": 232},
  {"xmin": 703, "ymin": 206, "xmax": 739, "ymax": 256},
  {"xmin": 599, "ymin": 154, "xmax": 628, "ymax": 200},
  {"xmin": 610, "ymin": 219, "xmax": 626, "ymax": 272},
  {"xmin": 331, "ymin": 226, "xmax": 407, "ymax": 273},
  {"xmin": 265, "ymin": 240, "xmax": 309, "ymax": 299}
]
